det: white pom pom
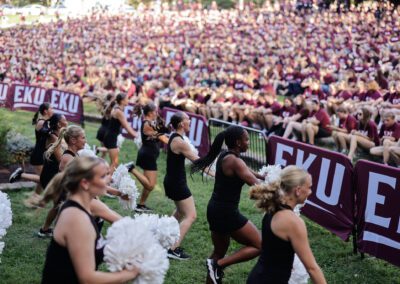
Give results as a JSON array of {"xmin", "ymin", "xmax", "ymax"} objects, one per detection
[
  {"xmin": 182, "ymin": 135, "xmax": 198, "ymax": 165},
  {"xmin": 133, "ymin": 214, "xmax": 180, "ymax": 249},
  {"xmin": 293, "ymin": 204, "xmax": 304, "ymax": 217},
  {"xmin": 78, "ymin": 149, "xmax": 97, "ymax": 157},
  {"xmin": 258, "ymin": 164, "xmax": 282, "ymax": 184},
  {"xmin": 104, "ymin": 217, "xmax": 169, "ymax": 284},
  {"xmin": 289, "ymin": 204, "xmax": 309, "ymax": 284},
  {"xmin": 133, "ymin": 135, "xmax": 142, "ymax": 149},
  {"xmin": 118, "ymin": 176, "xmax": 139, "ymax": 211},
  {"xmin": 0, "ymin": 191, "xmax": 12, "ymax": 262},
  {"xmin": 117, "ymin": 135, "xmax": 125, "ymax": 148},
  {"xmin": 156, "ymin": 216, "xmax": 180, "ymax": 249},
  {"xmin": 111, "ymin": 164, "xmax": 129, "ymax": 188},
  {"xmin": 289, "ymin": 254, "xmax": 309, "ymax": 284}
]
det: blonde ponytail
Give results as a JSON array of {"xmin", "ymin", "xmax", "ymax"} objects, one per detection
[
  {"xmin": 250, "ymin": 165, "xmax": 309, "ymax": 213},
  {"xmin": 45, "ymin": 127, "xmax": 67, "ymax": 160},
  {"xmin": 250, "ymin": 180, "xmax": 283, "ymax": 214}
]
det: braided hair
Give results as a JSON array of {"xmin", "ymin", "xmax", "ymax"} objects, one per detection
[{"xmin": 191, "ymin": 125, "xmax": 245, "ymax": 175}]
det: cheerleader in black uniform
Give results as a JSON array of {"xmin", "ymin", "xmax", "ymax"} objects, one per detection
[
  {"xmin": 247, "ymin": 166, "xmax": 326, "ymax": 284},
  {"xmin": 9, "ymin": 113, "xmax": 67, "ymax": 188},
  {"xmin": 38, "ymin": 125, "xmax": 85, "ymax": 237},
  {"xmin": 24, "ymin": 103, "xmax": 54, "ymax": 207},
  {"xmin": 127, "ymin": 102, "xmax": 169, "ymax": 212},
  {"xmin": 95, "ymin": 94, "xmax": 114, "ymax": 158},
  {"xmin": 191, "ymin": 126, "xmax": 264, "ymax": 283},
  {"xmin": 39, "ymin": 126, "xmax": 124, "ymax": 237},
  {"xmin": 41, "ymin": 157, "xmax": 139, "ymax": 284},
  {"xmin": 103, "ymin": 93, "xmax": 138, "ymax": 173},
  {"xmin": 163, "ymin": 112, "xmax": 200, "ymax": 260}
]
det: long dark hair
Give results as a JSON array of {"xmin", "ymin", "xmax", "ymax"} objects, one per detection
[
  {"xmin": 133, "ymin": 102, "xmax": 157, "ymax": 117},
  {"xmin": 191, "ymin": 126, "xmax": 245, "ymax": 175},
  {"xmin": 358, "ymin": 107, "xmax": 371, "ymax": 130},
  {"xmin": 32, "ymin": 102, "xmax": 51, "ymax": 125}
]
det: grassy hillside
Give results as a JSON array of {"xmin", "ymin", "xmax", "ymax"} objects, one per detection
[{"xmin": 0, "ymin": 107, "xmax": 399, "ymax": 284}]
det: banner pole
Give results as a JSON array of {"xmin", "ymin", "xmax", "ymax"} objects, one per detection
[{"xmin": 352, "ymin": 226, "xmax": 357, "ymax": 255}]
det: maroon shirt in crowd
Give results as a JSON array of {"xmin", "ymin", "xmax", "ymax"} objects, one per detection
[
  {"xmin": 363, "ymin": 90, "xmax": 382, "ymax": 102},
  {"xmin": 296, "ymin": 106, "xmax": 310, "ymax": 122},
  {"xmin": 337, "ymin": 90, "xmax": 352, "ymax": 100},
  {"xmin": 280, "ymin": 105, "xmax": 296, "ymax": 118},
  {"xmin": 379, "ymin": 122, "xmax": 400, "ymax": 140},
  {"xmin": 264, "ymin": 101, "xmax": 282, "ymax": 115},
  {"xmin": 357, "ymin": 121, "xmax": 380, "ymax": 146},
  {"xmin": 339, "ymin": 115, "xmax": 357, "ymax": 133},
  {"xmin": 314, "ymin": 108, "xmax": 331, "ymax": 133}
]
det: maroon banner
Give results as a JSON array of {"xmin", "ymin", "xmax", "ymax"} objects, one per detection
[
  {"xmin": 355, "ymin": 160, "xmax": 400, "ymax": 267},
  {"xmin": 267, "ymin": 135, "xmax": 354, "ymax": 241},
  {"xmin": 162, "ymin": 107, "xmax": 210, "ymax": 157},
  {"xmin": 121, "ymin": 106, "xmax": 210, "ymax": 156},
  {"xmin": 0, "ymin": 82, "xmax": 9, "ymax": 108},
  {"xmin": 46, "ymin": 89, "xmax": 84, "ymax": 124},
  {"xmin": 6, "ymin": 84, "xmax": 47, "ymax": 111}
]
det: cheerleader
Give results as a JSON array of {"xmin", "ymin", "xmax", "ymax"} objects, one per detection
[
  {"xmin": 247, "ymin": 166, "xmax": 326, "ymax": 284},
  {"xmin": 24, "ymin": 103, "xmax": 54, "ymax": 207},
  {"xmin": 9, "ymin": 114, "xmax": 68, "ymax": 188},
  {"xmin": 38, "ymin": 125, "xmax": 86, "ymax": 238},
  {"xmin": 163, "ymin": 112, "xmax": 200, "ymax": 260},
  {"xmin": 41, "ymin": 157, "xmax": 139, "ymax": 284},
  {"xmin": 95, "ymin": 94, "xmax": 114, "ymax": 158},
  {"xmin": 127, "ymin": 102, "xmax": 169, "ymax": 213},
  {"xmin": 191, "ymin": 126, "xmax": 264, "ymax": 283},
  {"xmin": 103, "ymin": 93, "xmax": 138, "ymax": 173}
]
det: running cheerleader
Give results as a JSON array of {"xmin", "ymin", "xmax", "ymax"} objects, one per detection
[
  {"xmin": 191, "ymin": 125, "xmax": 265, "ymax": 283},
  {"xmin": 247, "ymin": 166, "xmax": 326, "ymax": 284},
  {"xmin": 9, "ymin": 114, "xmax": 68, "ymax": 188},
  {"xmin": 41, "ymin": 157, "xmax": 139, "ymax": 284},
  {"xmin": 95, "ymin": 94, "xmax": 114, "ymax": 157},
  {"xmin": 126, "ymin": 102, "xmax": 169, "ymax": 213},
  {"xmin": 103, "ymin": 93, "xmax": 138, "ymax": 173},
  {"xmin": 38, "ymin": 125, "xmax": 86, "ymax": 237},
  {"xmin": 24, "ymin": 103, "xmax": 54, "ymax": 207},
  {"xmin": 163, "ymin": 112, "xmax": 200, "ymax": 260}
]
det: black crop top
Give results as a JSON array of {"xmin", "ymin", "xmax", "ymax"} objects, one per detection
[{"xmin": 41, "ymin": 200, "xmax": 104, "ymax": 284}]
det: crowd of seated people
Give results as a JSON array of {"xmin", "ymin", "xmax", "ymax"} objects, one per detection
[{"xmin": 0, "ymin": 1, "xmax": 399, "ymax": 166}]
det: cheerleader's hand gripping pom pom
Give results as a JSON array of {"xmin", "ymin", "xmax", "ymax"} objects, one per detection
[
  {"xmin": 111, "ymin": 164, "xmax": 129, "ymax": 188},
  {"xmin": 118, "ymin": 176, "xmax": 139, "ymax": 211},
  {"xmin": 104, "ymin": 217, "xmax": 169, "ymax": 284}
]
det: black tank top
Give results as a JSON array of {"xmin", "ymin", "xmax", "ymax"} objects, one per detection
[
  {"xmin": 40, "ymin": 137, "xmax": 61, "ymax": 188},
  {"xmin": 34, "ymin": 119, "xmax": 47, "ymax": 149},
  {"xmin": 107, "ymin": 107, "xmax": 122, "ymax": 135},
  {"xmin": 141, "ymin": 120, "xmax": 160, "ymax": 152},
  {"xmin": 211, "ymin": 150, "xmax": 245, "ymax": 206},
  {"xmin": 165, "ymin": 132, "xmax": 186, "ymax": 185},
  {"xmin": 257, "ymin": 207, "xmax": 295, "ymax": 282},
  {"xmin": 100, "ymin": 116, "xmax": 110, "ymax": 128},
  {"xmin": 41, "ymin": 200, "xmax": 104, "ymax": 284}
]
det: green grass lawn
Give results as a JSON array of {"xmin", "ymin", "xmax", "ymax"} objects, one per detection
[{"xmin": 0, "ymin": 107, "xmax": 399, "ymax": 284}]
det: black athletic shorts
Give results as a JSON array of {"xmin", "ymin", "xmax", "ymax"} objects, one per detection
[{"xmin": 207, "ymin": 199, "xmax": 248, "ymax": 233}]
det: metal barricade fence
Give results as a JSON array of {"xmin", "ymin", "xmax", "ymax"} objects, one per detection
[{"xmin": 208, "ymin": 118, "xmax": 268, "ymax": 171}]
